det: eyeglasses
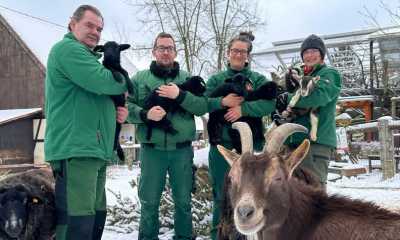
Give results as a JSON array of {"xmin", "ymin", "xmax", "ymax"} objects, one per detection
[
  {"xmin": 230, "ymin": 48, "xmax": 248, "ymax": 55},
  {"xmin": 155, "ymin": 46, "xmax": 175, "ymax": 53},
  {"xmin": 303, "ymin": 49, "xmax": 320, "ymax": 55}
]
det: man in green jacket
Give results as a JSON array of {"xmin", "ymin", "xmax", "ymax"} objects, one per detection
[
  {"xmin": 127, "ymin": 32, "xmax": 208, "ymax": 240},
  {"xmin": 44, "ymin": 5, "xmax": 128, "ymax": 240},
  {"xmin": 278, "ymin": 34, "xmax": 342, "ymax": 186},
  {"xmin": 206, "ymin": 32, "xmax": 276, "ymax": 240}
]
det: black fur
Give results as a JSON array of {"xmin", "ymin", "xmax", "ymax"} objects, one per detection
[
  {"xmin": 0, "ymin": 169, "xmax": 55, "ymax": 240},
  {"xmin": 207, "ymin": 73, "xmax": 277, "ymax": 153},
  {"xmin": 142, "ymin": 76, "xmax": 206, "ymax": 140},
  {"xmin": 94, "ymin": 41, "xmax": 133, "ymax": 162}
]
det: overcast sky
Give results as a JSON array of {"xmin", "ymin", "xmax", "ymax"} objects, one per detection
[{"xmin": 0, "ymin": 0, "xmax": 397, "ymax": 69}]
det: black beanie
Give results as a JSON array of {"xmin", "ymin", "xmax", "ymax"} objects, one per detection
[{"xmin": 300, "ymin": 34, "xmax": 326, "ymax": 60}]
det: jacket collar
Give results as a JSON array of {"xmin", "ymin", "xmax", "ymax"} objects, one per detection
[
  {"xmin": 305, "ymin": 63, "xmax": 325, "ymax": 76},
  {"xmin": 226, "ymin": 63, "xmax": 251, "ymax": 76},
  {"xmin": 226, "ymin": 63, "xmax": 253, "ymax": 84},
  {"xmin": 64, "ymin": 32, "xmax": 102, "ymax": 58},
  {"xmin": 150, "ymin": 61, "xmax": 180, "ymax": 79}
]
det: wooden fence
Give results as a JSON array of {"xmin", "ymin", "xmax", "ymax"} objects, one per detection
[{"xmin": 346, "ymin": 119, "xmax": 400, "ymax": 180}]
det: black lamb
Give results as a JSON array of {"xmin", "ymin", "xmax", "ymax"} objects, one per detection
[
  {"xmin": 94, "ymin": 41, "xmax": 134, "ymax": 162},
  {"xmin": 207, "ymin": 73, "xmax": 277, "ymax": 153},
  {"xmin": 0, "ymin": 169, "xmax": 55, "ymax": 240},
  {"xmin": 142, "ymin": 76, "xmax": 206, "ymax": 140}
]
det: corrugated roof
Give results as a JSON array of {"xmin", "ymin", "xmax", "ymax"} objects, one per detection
[
  {"xmin": 251, "ymin": 26, "xmax": 400, "ymax": 93},
  {"xmin": 0, "ymin": 108, "xmax": 42, "ymax": 126}
]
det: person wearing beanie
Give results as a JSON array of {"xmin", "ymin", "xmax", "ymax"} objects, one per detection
[
  {"xmin": 277, "ymin": 34, "xmax": 342, "ymax": 188},
  {"xmin": 206, "ymin": 31, "xmax": 276, "ymax": 240}
]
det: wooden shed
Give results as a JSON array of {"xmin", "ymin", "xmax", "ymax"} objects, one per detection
[
  {"xmin": 0, "ymin": 108, "xmax": 42, "ymax": 166},
  {"xmin": 0, "ymin": 13, "xmax": 45, "ymax": 109}
]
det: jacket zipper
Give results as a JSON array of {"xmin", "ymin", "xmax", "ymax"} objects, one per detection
[
  {"xmin": 96, "ymin": 130, "xmax": 101, "ymax": 144},
  {"xmin": 164, "ymin": 77, "xmax": 168, "ymax": 149}
]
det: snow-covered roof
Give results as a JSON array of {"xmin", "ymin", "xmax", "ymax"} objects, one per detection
[
  {"xmin": 0, "ymin": 108, "xmax": 42, "ymax": 126},
  {"xmin": 0, "ymin": 8, "xmax": 137, "ymax": 75},
  {"xmin": 338, "ymin": 95, "xmax": 374, "ymax": 103}
]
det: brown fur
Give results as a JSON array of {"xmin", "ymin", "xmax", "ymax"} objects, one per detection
[{"xmin": 223, "ymin": 152, "xmax": 400, "ymax": 240}]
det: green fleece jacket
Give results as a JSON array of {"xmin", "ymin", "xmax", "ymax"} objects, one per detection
[
  {"xmin": 288, "ymin": 64, "xmax": 342, "ymax": 148},
  {"xmin": 127, "ymin": 65, "xmax": 208, "ymax": 150},
  {"xmin": 45, "ymin": 32, "xmax": 127, "ymax": 162},
  {"xmin": 206, "ymin": 65, "xmax": 276, "ymax": 145}
]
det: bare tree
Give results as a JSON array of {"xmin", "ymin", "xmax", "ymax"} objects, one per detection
[
  {"xmin": 360, "ymin": 0, "xmax": 400, "ymax": 28},
  {"xmin": 125, "ymin": 0, "xmax": 265, "ymax": 76}
]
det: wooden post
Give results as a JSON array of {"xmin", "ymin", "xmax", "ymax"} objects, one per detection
[
  {"xmin": 378, "ymin": 119, "xmax": 395, "ymax": 180},
  {"xmin": 369, "ymin": 40, "xmax": 374, "ymax": 92},
  {"xmin": 392, "ymin": 97, "xmax": 400, "ymax": 118}
]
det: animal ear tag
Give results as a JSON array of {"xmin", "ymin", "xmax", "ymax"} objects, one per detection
[{"xmin": 32, "ymin": 197, "xmax": 39, "ymax": 204}]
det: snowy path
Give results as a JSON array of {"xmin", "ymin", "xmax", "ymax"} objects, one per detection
[{"xmin": 102, "ymin": 153, "xmax": 400, "ymax": 240}]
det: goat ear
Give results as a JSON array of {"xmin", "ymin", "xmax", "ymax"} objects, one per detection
[
  {"xmin": 93, "ymin": 45, "xmax": 104, "ymax": 52},
  {"xmin": 119, "ymin": 44, "xmax": 131, "ymax": 51},
  {"xmin": 217, "ymin": 145, "xmax": 240, "ymax": 166},
  {"xmin": 286, "ymin": 139, "xmax": 310, "ymax": 179}
]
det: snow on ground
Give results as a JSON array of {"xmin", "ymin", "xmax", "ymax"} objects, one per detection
[{"xmin": 102, "ymin": 147, "xmax": 400, "ymax": 240}]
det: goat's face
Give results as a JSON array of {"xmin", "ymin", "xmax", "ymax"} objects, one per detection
[
  {"xmin": 182, "ymin": 76, "xmax": 206, "ymax": 96},
  {"xmin": 218, "ymin": 122, "xmax": 310, "ymax": 236},
  {"xmin": 94, "ymin": 41, "xmax": 131, "ymax": 66},
  {"xmin": 299, "ymin": 75, "xmax": 320, "ymax": 96},
  {"xmin": 0, "ymin": 185, "xmax": 31, "ymax": 238},
  {"xmin": 226, "ymin": 73, "xmax": 253, "ymax": 97}
]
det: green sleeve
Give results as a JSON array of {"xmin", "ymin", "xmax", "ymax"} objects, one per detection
[
  {"xmin": 57, "ymin": 42, "xmax": 127, "ymax": 95},
  {"xmin": 127, "ymin": 76, "xmax": 145, "ymax": 124},
  {"xmin": 180, "ymin": 92, "xmax": 208, "ymax": 116},
  {"xmin": 294, "ymin": 69, "xmax": 341, "ymax": 108},
  {"xmin": 242, "ymin": 74, "xmax": 276, "ymax": 117},
  {"xmin": 205, "ymin": 75, "xmax": 224, "ymax": 112}
]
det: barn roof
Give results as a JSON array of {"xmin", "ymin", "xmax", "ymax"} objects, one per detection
[
  {"xmin": 0, "ymin": 11, "xmax": 45, "ymax": 73},
  {"xmin": 0, "ymin": 8, "xmax": 138, "ymax": 75},
  {"xmin": 0, "ymin": 108, "xmax": 42, "ymax": 126}
]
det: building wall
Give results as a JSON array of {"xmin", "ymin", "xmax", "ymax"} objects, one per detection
[
  {"xmin": 0, "ymin": 119, "xmax": 34, "ymax": 165},
  {"xmin": 0, "ymin": 19, "xmax": 45, "ymax": 109}
]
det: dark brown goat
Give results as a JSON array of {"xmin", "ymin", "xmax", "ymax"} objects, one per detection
[{"xmin": 217, "ymin": 122, "xmax": 400, "ymax": 240}]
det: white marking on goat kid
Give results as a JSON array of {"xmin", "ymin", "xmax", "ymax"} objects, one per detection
[{"xmin": 10, "ymin": 212, "xmax": 18, "ymax": 228}]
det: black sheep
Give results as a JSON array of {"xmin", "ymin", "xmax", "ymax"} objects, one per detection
[
  {"xmin": 207, "ymin": 73, "xmax": 277, "ymax": 153},
  {"xmin": 142, "ymin": 76, "xmax": 206, "ymax": 140},
  {"xmin": 0, "ymin": 169, "xmax": 55, "ymax": 240},
  {"xmin": 94, "ymin": 41, "xmax": 134, "ymax": 162}
]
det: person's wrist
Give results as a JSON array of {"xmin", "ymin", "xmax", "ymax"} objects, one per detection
[{"xmin": 140, "ymin": 109, "xmax": 149, "ymax": 122}]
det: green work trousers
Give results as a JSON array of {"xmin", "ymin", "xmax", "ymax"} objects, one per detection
[
  {"xmin": 50, "ymin": 157, "xmax": 107, "ymax": 240},
  {"xmin": 138, "ymin": 145, "xmax": 194, "ymax": 240},
  {"xmin": 208, "ymin": 144, "xmax": 230, "ymax": 240},
  {"xmin": 299, "ymin": 143, "xmax": 335, "ymax": 186}
]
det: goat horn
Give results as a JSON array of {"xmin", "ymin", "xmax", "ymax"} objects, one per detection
[
  {"xmin": 264, "ymin": 123, "xmax": 308, "ymax": 154},
  {"xmin": 232, "ymin": 122, "xmax": 253, "ymax": 154}
]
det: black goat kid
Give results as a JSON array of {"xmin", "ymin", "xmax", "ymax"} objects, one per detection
[
  {"xmin": 94, "ymin": 41, "xmax": 134, "ymax": 162},
  {"xmin": 142, "ymin": 76, "xmax": 206, "ymax": 140},
  {"xmin": 208, "ymin": 73, "xmax": 277, "ymax": 153}
]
